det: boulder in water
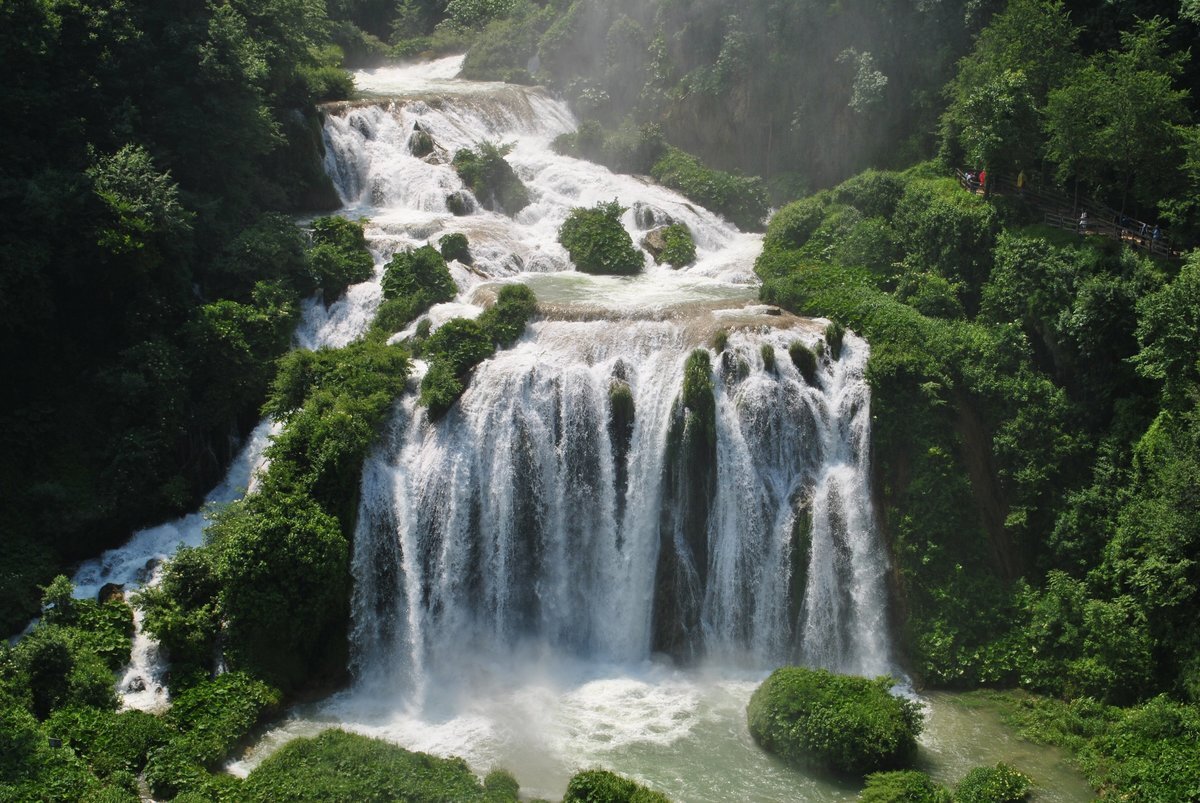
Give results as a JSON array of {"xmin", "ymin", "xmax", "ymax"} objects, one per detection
[
  {"xmin": 446, "ymin": 191, "xmax": 475, "ymax": 216},
  {"xmin": 641, "ymin": 226, "xmax": 669, "ymax": 261},
  {"xmin": 98, "ymin": 583, "xmax": 125, "ymax": 604},
  {"xmin": 409, "ymin": 130, "xmax": 435, "ymax": 158},
  {"xmin": 632, "ymin": 202, "xmax": 674, "ymax": 230}
]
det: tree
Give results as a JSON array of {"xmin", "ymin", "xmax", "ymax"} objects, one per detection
[
  {"xmin": 940, "ymin": 0, "xmax": 1079, "ymax": 171},
  {"xmin": 1044, "ymin": 17, "xmax": 1192, "ymax": 214}
]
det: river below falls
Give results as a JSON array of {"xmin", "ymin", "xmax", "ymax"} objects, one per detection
[{"xmin": 228, "ymin": 662, "xmax": 1093, "ymax": 802}]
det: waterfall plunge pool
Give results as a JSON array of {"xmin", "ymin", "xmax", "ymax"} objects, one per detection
[{"xmin": 227, "ymin": 656, "xmax": 1093, "ymax": 802}]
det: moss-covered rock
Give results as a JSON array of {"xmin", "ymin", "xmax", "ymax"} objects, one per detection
[
  {"xmin": 452, "ymin": 142, "xmax": 530, "ymax": 215},
  {"xmin": 747, "ymin": 667, "xmax": 921, "ymax": 776},
  {"xmin": 439, "ymin": 232, "xmax": 471, "ymax": 264},
  {"xmin": 761, "ymin": 343, "xmax": 777, "ymax": 373},
  {"xmin": 789, "ymin": 340, "xmax": 818, "ymax": 385}
]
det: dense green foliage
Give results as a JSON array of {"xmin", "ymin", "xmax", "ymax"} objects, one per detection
[
  {"xmin": 452, "ymin": 141, "xmax": 531, "ymax": 215},
  {"xmin": 650, "ymin": 148, "xmax": 768, "ymax": 232},
  {"xmin": 143, "ymin": 672, "xmax": 280, "ymax": 798},
  {"xmin": 419, "ymin": 284, "xmax": 537, "ymax": 417},
  {"xmin": 858, "ymin": 770, "xmax": 952, "ymax": 802},
  {"xmin": 559, "ymin": 200, "xmax": 645, "ymax": 275},
  {"xmin": 562, "ymin": 769, "xmax": 671, "ymax": 802},
  {"xmin": 0, "ymin": 0, "xmax": 363, "ymax": 633},
  {"xmin": 746, "ymin": 667, "xmax": 922, "ymax": 776},
  {"xmin": 0, "ymin": 579, "xmax": 148, "ymax": 801},
  {"xmin": 376, "ymin": 244, "xmax": 458, "ymax": 338},
  {"xmin": 140, "ymin": 338, "xmax": 410, "ymax": 694},
  {"xmin": 308, "ymin": 216, "xmax": 375, "ymax": 301},
  {"xmin": 953, "ymin": 762, "xmax": 1032, "ymax": 803},
  {"xmin": 241, "ymin": 728, "xmax": 519, "ymax": 801},
  {"xmin": 940, "ymin": 1, "xmax": 1198, "ymax": 237},
  {"xmin": 658, "ymin": 224, "xmax": 697, "ymax": 267},
  {"xmin": 552, "ymin": 120, "xmax": 668, "ymax": 176},
  {"xmin": 990, "ymin": 691, "xmax": 1200, "ymax": 802}
]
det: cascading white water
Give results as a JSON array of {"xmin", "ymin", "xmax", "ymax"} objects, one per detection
[{"xmin": 320, "ymin": 56, "xmax": 895, "ymax": 703}]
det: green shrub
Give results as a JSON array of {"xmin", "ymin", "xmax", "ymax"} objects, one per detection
[
  {"xmin": 660, "ymin": 223, "xmax": 696, "ymax": 267},
  {"xmin": 711, "ymin": 328, "xmax": 728, "ymax": 352},
  {"xmin": 460, "ymin": 2, "xmax": 555, "ymax": 83},
  {"xmin": 137, "ymin": 546, "xmax": 222, "ymax": 680},
  {"xmin": 552, "ymin": 119, "xmax": 667, "ymax": 175},
  {"xmin": 894, "ymin": 270, "xmax": 965, "ymax": 319},
  {"xmin": 381, "ymin": 245, "xmax": 456, "ymax": 305},
  {"xmin": 761, "ymin": 195, "xmax": 831, "ymax": 259},
  {"xmin": 833, "ymin": 170, "xmax": 906, "ymax": 219},
  {"xmin": 558, "ymin": 200, "xmax": 644, "ymax": 275},
  {"xmin": 858, "ymin": 770, "xmax": 952, "ymax": 802},
  {"xmin": 746, "ymin": 667, "xmax": 922, "ymax": 776},
  {"xmin": 0, "ymin": 703, "xmax": 43, "ymax": 782},
  {"xmin": 834, "ymin": 217, "xmax": 903, "ymax": 276},
  {"xmin": 953, "ymin": 763, "xmax": 1031, "ymax": 803},
  {"xmin": 165, "ymin": 672, "xmax": 281, "ymax": 766},
  {"xmin": 452, "ymin": 142, "xmax": 530, "ymax": 214},
  {"xmin": 477, "ymin": 283, "xmax": 538, "ymax": 345},
  {"xmin": 419, "ymin": 318, "xmax": 496, "ymax": 418},
  {"xmin": 308, "ymin": 216, "xmax": 374, "ymax": 301},
  {"xmin": 45, "ymin": 706, "xmax": 169, "ymax": 779},
  {"xmin": 418, "ymin": 358, "xmax": 465, "ymax": 419},
  {"xmin": 61, "ymin": 595, "xmax": 133, "ymax": 672},
  {"xmin": 562, "ymin": 768, "xmax": 671, "ymax": 802},
  {"xmin": 211, "ymin": 491, "xmax": 350, "ymax": 689},
  {"xmin": 439, "ymin": 232, "xmax": 471, "ymax": 263},
  {"xmin": 650, "ymin": 146, "xmax": 768, "ymax": 231},
  {"xmin": 483, "ymin": 768, "xmax": 520, "ymax": 800},
  {"xmin": 891, "ymin": 177, "xmax": 999, "ymax": 312},
  {"xmin": 241, "ymin": 728, "xmax": 499, "ymax": 801}
]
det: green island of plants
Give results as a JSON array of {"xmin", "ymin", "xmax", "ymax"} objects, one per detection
[
  {"xmin": 558, "ymin": 200, "xmax": 645, "ymax": 275},
  {"xmin": 452, "ymin": 141, "xmax": 531, "ymax": 215},
  {"xmin": 746, "ymin": 667, "xmax": 922, "ymax": 776}
]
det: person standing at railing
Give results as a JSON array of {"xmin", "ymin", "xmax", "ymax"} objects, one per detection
[
  {"xmin": 1017, "ymin": 169, "xmax": 1026, "ymax": 197},
  {"xmin": 1079, "ymin": 210, "xmax": 1088, "ymax": 233}
]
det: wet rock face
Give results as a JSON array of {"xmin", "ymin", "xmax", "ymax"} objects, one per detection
[
  {"xmin": 632, "ymin": 202, "xmax": 675, "ymax": 231},
  {"xmin": 642, "ymin": 226, "xmax": 669, "ymax": 260}
]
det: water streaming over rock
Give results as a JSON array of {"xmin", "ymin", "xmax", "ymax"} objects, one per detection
[{"xmin": 329, "ymin": 57, "xmax": 895, "ymax": 702}]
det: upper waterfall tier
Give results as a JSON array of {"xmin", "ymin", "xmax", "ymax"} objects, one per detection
[{"xmin": 314, "ymin": 57, "xmax": 895, "ymax": 694}]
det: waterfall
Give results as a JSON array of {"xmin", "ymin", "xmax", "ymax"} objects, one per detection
[{"xmin": 329, "ymin": 56, "xmax": 896, "ymax": 698}]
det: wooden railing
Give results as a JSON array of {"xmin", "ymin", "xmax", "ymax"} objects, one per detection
[{"xmin": 953, "ymin": 169, "xmax": 1181, "ymax": 259}]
